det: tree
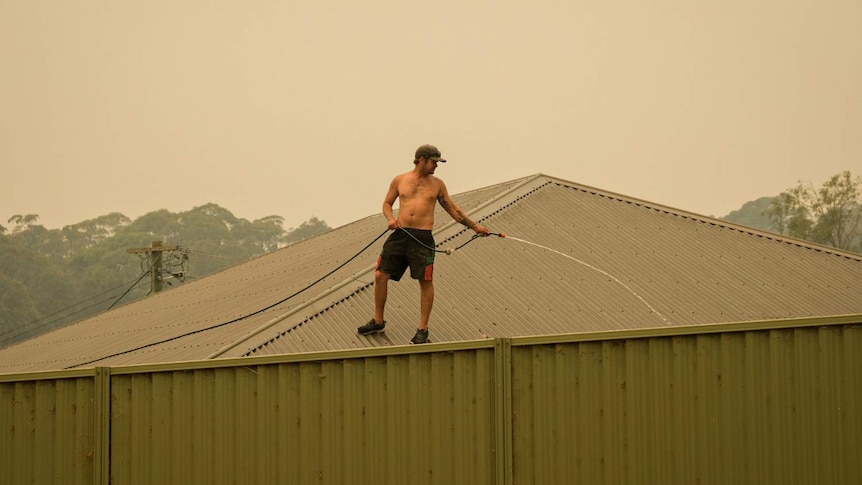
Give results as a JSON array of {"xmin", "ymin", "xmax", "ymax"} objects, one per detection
[
  {"xmin": 247, "ymin": 215, "xmax": 289, "ymax": 253},
  {"xmin": 721, "ymin": 196, "xmax": 778, "ymax": 231},
  {"xmin": 767, "ymin": 171, "xmax": 862, "ymax": 252},
  {"xmin": 7, "ymin": 214, "xmax": 40, "ymax": 233},
  {"xmin": 284, "ymin": 216, "xmax": 331, "ymax": 245},
  {"xmin": 0, "ymin": 235, "xmax": 82, "ymax": 346},
  {"xmin": 62, "ymin": 212, "xmax": 131, "ymax": 256}
]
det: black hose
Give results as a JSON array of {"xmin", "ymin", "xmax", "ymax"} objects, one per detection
[{"xmin": 399, "ymin": 227, "xmax": 505, "ymax": 254}]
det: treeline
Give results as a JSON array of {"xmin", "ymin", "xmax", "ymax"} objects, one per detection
[
  {"xmin": 721, "ymin": 170, "xmax": 861, "ymax": 253},
  {"xmin": 0, "ymin": 204, "xmax": 330, "ymax": 347}
]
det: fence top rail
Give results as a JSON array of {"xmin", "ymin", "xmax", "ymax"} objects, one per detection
[
  {"xmin": 510, "ymin": 313, "xmax": 862, "ymax": 347},
  {"xmin": 102, "ymin": 338, "xmax": 499, "ymax": 376},
  {"xmin": 1, "ymin": 313, "xmax": 859, "ymax": 381},
  {"xmin": 0, "ymin": 367, "xmax": 96, "ymax": 383}
]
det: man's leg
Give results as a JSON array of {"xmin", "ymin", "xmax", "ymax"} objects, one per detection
[
  {"xmin": 374, "ymin": 270, "xmax": 391, "ymax": 323},
  {"xmin": 418, "ymin": 279, "xmax": 434, "ymax": 330}
]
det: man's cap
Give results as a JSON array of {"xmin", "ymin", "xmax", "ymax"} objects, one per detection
[{"xmin": 415, "ymin": 144, "xmax": 446, "ymax": 163}]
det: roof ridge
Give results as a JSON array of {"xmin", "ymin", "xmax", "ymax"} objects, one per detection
[{"xmin": 541, "ymin": 176, "xmax": 862, "ymax": 262}]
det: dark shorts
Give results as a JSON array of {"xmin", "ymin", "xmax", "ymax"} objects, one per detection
[{"xmin": 376, "ymin": 228, "xmax": 436, "ymax": 281}]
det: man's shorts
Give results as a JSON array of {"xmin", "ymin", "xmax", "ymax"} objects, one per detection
[{"xmin": 376, "ymin": 228, "xmax": 435, "ymax": 281}]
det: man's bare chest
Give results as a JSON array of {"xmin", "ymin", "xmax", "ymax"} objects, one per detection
[{"xmin": 400, "ymin": 179, "xmax": 439, "ymax": 201}]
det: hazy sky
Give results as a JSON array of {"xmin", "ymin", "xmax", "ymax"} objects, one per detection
[{"xmin": 2, "ymin": 0, "xmax": 860, "ymax": 231}]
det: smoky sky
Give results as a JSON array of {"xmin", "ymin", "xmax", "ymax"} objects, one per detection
[{"xmin": 2, "ymin": 0, "xmax": 860, "ymax": 230}]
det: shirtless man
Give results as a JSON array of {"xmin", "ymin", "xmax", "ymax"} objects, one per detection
[{"xmin": 357, "ymin": 144, "xmax": 490, "ymax": 344}]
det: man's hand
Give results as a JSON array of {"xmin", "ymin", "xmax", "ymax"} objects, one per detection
[
  {"xmin": 388, "ymin": 219, "xmax": 399, "ymax": 231},
  {"xmin": 474, "ymin": 224, "xmax": 491, "ymax": 236}
]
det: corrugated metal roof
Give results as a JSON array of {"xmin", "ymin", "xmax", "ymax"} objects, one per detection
[
  {"xmin": 242, "ymin": 177, "xmax": 862, "ymax": 356},
  {"xmin": 0, "ymin": 177, "xmax": 527, "ymax": 373},
  {"xmin": 2, "ymin": 174, "xmax": 861, "ymax": 372}
]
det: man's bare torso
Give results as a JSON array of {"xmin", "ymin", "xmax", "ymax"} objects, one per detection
[{"xmin": 393, "ymin": 172, "xmax": 442, "ymax": 230}]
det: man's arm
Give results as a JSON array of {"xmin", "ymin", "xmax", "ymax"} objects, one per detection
[
  {"xmin": 437, "ymin": 181, "xmax": 490, "ymax": 235},
  {"xmin": 382, "ymin": 176, "xmax": 400, "ymax": 230}
]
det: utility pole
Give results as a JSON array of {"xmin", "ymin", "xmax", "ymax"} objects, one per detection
[{"xmin": 127, "ymin": 241, "xmax": 180, "ymax": 294}]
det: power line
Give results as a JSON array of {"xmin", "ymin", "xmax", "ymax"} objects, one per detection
[
  {"xmin": 2, "ymin": 294, "xmax": 123, "ymax": 345},
  {"xmin": 0, "ymin": 273, "xmax": 150, "ymax": 345},
  {"xmin": 10, "ymin": 276, "xmax": 142, "ymax": 327},
  {"xmin": 3, "ymin": 243, "xmax": 260, "ymax": 348},
  {"xmin": 108, "ymin": 271, "xmax": 151, "ymax": 310}
]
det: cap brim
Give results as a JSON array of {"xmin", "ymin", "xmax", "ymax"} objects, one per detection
[{"xmin": 430, "ymin": 157, "xmax": 447, "ymax": 163}]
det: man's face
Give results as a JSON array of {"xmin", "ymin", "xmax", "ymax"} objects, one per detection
[{"xmin": 422, "ymin": 157, "xmax": 439, "ymax": 174}]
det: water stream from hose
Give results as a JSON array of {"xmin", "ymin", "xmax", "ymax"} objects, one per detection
[{"xmin": 504, "ymin": 235, "xmax": 671, "ymax": 325}]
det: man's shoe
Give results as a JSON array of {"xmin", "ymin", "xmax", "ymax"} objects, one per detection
[
  {"xmin": 358, "ymin": 319, "xmax": 386, "ymax": 335},
  {"xmin": 410, "ymin": 328, "xmax": 431, "ymax": 344}
]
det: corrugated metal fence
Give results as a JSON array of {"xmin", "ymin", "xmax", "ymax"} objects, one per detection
[{"xmin": 2, "ymin": 314, "xmax": 860, "ymax": 484}]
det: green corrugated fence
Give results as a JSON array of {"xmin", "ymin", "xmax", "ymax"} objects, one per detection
[{"xmin": 1, "ymin": 315, "xmax": 860, "ymax": 484}]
